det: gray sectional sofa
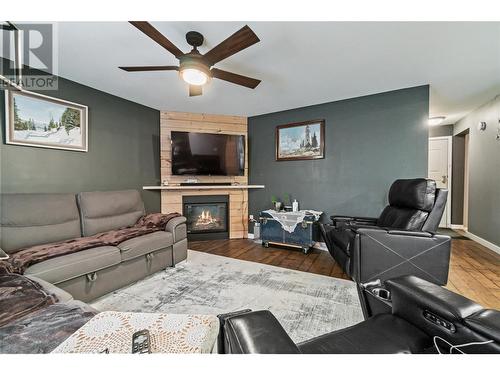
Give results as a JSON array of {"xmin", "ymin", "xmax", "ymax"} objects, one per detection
[{"xmin": 0, "ymin": 190, "xmax": 187, "ymax": 302}]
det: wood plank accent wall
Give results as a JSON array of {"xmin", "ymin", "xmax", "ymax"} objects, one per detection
[{"xmin": 160, "ymin": 111, "xmax": 249, "ymax": 239}]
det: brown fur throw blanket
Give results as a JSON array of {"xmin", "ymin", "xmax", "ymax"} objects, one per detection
[
  {"xmin": 0, "ymin": 262, "xmax": 12, "ymax": 275},
  {"xmin": 4, "ymin": 212, "xmax": 181, "ymax": 275},
  {"xmin": 0, "ymin": 301, "xmax": 97, "ymax": 353},
  {"xmin": 0, "ymin": 273, "xmax": 58, "ymax": 327}
]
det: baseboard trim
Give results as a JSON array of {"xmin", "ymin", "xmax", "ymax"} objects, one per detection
[
  {"xmin": 450, "ymin": 224, "xmax": 465, "ymax": 230},
  {"xmin": 463, "ymin": 231, "xmax": 500, "ymax": 255}
]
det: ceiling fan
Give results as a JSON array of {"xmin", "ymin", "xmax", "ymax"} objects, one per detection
[{"xmin": 119, "ymin": 22, "xmax": 261, "ymax": 97}]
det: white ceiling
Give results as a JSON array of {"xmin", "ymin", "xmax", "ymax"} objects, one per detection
[{"xmin": 12, "ymin": 22, "xmax": 500, "ymax": 123}]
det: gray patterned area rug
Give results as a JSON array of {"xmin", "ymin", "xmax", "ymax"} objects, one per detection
[{"xmin": 91, "ymin": 250, "xmax": 363, "ymax": 343}]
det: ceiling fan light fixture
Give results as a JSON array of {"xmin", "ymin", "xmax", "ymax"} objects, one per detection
[
  {"xmin": 179, "ymin": 55, "xmax": 211, "ymax": 86},
  {"xmin": 180, "ymin": 68, "xmax": 208, "ymax": 86},
  {"xmin": 123, "ymin": 23, "xmax": 261, "ymax": 96}
]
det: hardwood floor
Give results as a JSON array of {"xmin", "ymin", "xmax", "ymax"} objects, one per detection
[
  {"xmin": 189, "ymin": 239, "xmax": 349, "ymax": 279},
  {"xmin": 447, "ymin": 238, "xmax": 500, "ymax": 309},
  {"xmin": 189, "ymin": 237, "xmax": 500, "ymax": 309}
]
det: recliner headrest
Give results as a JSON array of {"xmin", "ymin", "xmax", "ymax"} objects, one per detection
[{"xmin": 388, "ymin": 179, "xmax": 436, "ymax": 212}]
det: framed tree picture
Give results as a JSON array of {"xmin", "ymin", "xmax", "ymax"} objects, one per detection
[
  {"xmin": 4, "ymin": 90, "xmax": 88, "ymax": 152},
  {"xmin": 276, "ymin": 119, "xmax": 325, "ymax": 161}
]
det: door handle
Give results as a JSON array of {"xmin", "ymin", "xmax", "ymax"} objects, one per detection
[{"xmin": 442, "ymin": 175, "xmax": 448, "ymax": 184}]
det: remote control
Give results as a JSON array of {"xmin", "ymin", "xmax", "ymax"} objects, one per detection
[{"xmin": 132, "ymin": 329, "xmax": 151, "ymax": 354}]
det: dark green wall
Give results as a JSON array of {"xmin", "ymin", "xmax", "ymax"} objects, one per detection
[
  {"xmin": 248, "ymin": 86, "xmax": 429, "ymax": 229},
  {"xmin": 0, "ymin": 62, "xmax": 161, "ymax": 212}
]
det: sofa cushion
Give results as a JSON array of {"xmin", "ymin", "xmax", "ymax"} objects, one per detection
[
  {"xmin": 377, "ymin": 206, "xmax": 429, "ymax": 231},
  {"xmin": 25, "ymin": 246, "xmax": 121, "ymax": 284},
  {"xmin": 297, "ymin": 314, "xmax": 431, "ymax": 354},
  {"xmin": 117, "ymin": 231, "xmax": 173, "ymax": 262},
  {"xmin": 465, "ymin": 310, "xmax": 500, "ymax": 342},
  {"xmin": 77, "ymin": 190, "xmax": 145, "ymax": 237},
  {"xmin": 0, "ymin": 193, "xmax": 81, "ymax": 253}
]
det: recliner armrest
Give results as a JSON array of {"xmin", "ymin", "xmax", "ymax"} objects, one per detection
[
  {"xmin": 354, "ymin": 227, "xmax": 433, "ymax": 238},
  {"xmin": 352, "ymin": 226, "xmax": 387, "ymax": 234},
  {"xmin": 164, "ymin": 216, "xmax": 187, "ymax": 243},
  {"xmin": 330, "ymin": 215, "xmax": 378, "ymax": 227},
  {"xmin": 222, "ymin": 310, "xmax": 300, "ymax": 354},
  {"xmin": 350, "ymin": 228, "xmax": 451, "ymax": 285},
  {"xmin": 354, "ymin": 226, "xmax": 435, "ymax": 238},
  {"xmin": 386, "ymin": 276, "xmax": 483, "ymax": 323},
  {"xmin": 386, "ymin": 230, "xmax": 432, "ymax": 238}
]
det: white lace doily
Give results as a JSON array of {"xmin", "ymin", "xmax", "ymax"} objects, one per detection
[{"xmin": 262, "ymin": 209, "xmax": 322, "ymax": 233}]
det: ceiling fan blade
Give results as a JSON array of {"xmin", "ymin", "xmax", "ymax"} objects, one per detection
[
  {"xmin": 203, "ymin": 25, "xmax": 260, "ymax": 65},
  {"xmin": 129, "ymin": 21, "xmax": 184, "ymax": 58},
  {"xmin": 119, "ymin": 65, "xmax": 179, "ymax": 72},
  {"xmin": 211, "ymin": 68, "xmax": 261, "ymax": 89},
  {"xmin": 189, "ymin": 85, "xmax": 203, "ymax": 97}
]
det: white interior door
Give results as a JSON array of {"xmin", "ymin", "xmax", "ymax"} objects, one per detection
[{"xmin": 428, "ymin": 137, "xmax": 451, "ymax": 228}]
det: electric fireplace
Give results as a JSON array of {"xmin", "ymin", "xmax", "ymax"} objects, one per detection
[{"xmin": 183, "ymin": 195, "xmax": 229, "ymax": 240}]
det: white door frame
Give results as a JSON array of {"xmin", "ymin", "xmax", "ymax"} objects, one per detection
[
  {"xmin": 429, "ymin": 136, "xmax": 453, "ymax": 228},
  {"xmin": 463, "ymin": 133, "xmax": 469, "ymax": 231}
]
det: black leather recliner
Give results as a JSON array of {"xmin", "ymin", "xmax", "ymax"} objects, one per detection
[
  {"xmin": 320, "ymin": 178, "xmax": 451, "ymax": 285},
  {"xmin": 219, "ymin": 276, "xmax": 500, "ymax": 354}
]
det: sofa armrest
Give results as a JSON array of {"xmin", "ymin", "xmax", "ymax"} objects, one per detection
[
  {"xmin": 222, "ymin": 310, "xmax": 300, "ymax": 354},
  {"xmin": 164, "ymin": 216, "xmax": 187, "ymax": 243},
  {"xmin": 24, "ymin": 275, "xmax": 74, "ymax": 303}
]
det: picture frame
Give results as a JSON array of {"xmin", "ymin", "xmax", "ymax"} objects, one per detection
[
  {"xmin": 4, "ymin": 89, "xmax": 88, "ymax": 152},
  {"xmin": 276, "ymin": 119, "xmax": 325, "ymax": 161}
]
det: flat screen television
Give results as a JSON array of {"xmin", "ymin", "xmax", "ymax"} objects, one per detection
[{"xmin": 171, "ymin": 131, "xmax": 245, "ymax": 176}]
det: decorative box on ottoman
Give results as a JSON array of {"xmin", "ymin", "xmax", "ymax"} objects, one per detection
[
  {"xmin": 52, "ymin": 311, "xmax": 219, "ymax": 354},
  {"xmin": 259, "ymin": 210, "xmax": 322, "ymax": 253}
]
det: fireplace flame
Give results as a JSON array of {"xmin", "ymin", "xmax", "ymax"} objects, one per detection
[{"xmin": 197, "ymin": 210, "xmax": 216, "ymax": 225}]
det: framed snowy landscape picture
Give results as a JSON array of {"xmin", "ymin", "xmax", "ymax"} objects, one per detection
[
  {"xmin": 276, "ymin": 119, "xmax": 325, "ymax": 161},
  {"xmin": 5, "ymin": 90, "xmax": 88, "ymax": 152}
]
